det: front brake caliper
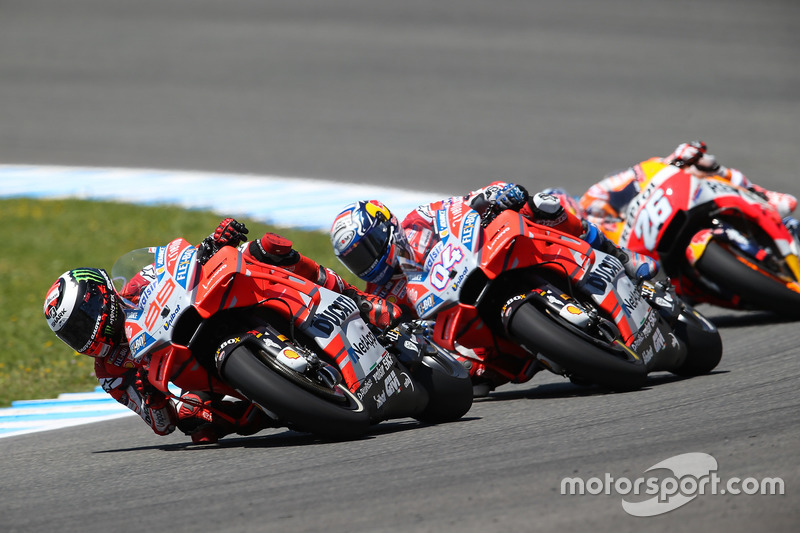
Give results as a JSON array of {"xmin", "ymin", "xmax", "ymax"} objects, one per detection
[{"xmin": 501, "ymin": 288, "xmax": 592, "ymax": 334}]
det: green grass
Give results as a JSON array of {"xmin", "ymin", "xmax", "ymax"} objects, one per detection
[{"xmin": 0, "ymin": 197, "xmax": 360, "ymax": 407}]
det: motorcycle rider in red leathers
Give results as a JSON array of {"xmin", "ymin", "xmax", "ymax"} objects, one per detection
[
  {"xmin": 44, "ymin": 218, "xmax": 403, "ymax": 444},
  {"xmin": 579, "ymin": 141, "xmax": 800, "ymax": 238},
  {"xmin": 329, "ymin": 182, "xmax": 658, "ymax": 396}
]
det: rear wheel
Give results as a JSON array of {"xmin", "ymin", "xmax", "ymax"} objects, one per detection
[
  {"xmin": 411, "ymin": 347, "xmax": 473, "ymax": 423},
  {"xmin": 220, "ymin": 344, "xmax": 370, "ymax": 439},
  {"xmin": 671, "ymin": 307, "xmax": 723, "ymax": 376},
  {"xmin": 507, "ymin": 302, "xmax": 647, "ymax": 391},
  {"xmin": 696, "ymin": 240, "xmax": 800, "ymax": 317}
]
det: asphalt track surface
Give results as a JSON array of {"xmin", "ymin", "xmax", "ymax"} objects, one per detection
[{"xmin": 1, "ymin": 1, "xmax": 798, "ymax": 531}]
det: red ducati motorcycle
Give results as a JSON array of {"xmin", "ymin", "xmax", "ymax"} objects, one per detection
[
  {"xmin": 111, "ymin": 238, "xmax": 472, "ymax": 439},
  {"xmin": 403, "ymin": 201, "xmax": 722, "ymax": 391}
]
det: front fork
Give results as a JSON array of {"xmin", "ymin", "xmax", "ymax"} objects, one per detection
[
  {"xmin": 498, "ymin": 285, "xmax": 618, "ymax": 376},
  {"xmin": 687, "ymin": 221, "xmax": 800, "ymax": 277},
  {"xmin": 686, "ymin": 223, "xmax": 768, "ymax": 266},
  {"xmin": 499, "ymin": 279, "xmax": 686, "ymax": 373},
  {"xmin": 214, "ymin": 325, "xmax": 343, "ymax": 391}
]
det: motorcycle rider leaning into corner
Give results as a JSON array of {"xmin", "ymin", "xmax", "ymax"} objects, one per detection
[
  {"xmin": 44, "ymin": 218, "xmax": 404, "ymax": 444},
  {"xmin": 579, "ymin": 140, "xmax": 800, "ymax": 239},
  {"xmin": 329, "ymin": 182, "xmax": 658, "ymax": 397}
]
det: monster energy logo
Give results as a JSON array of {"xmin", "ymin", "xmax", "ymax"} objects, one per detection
[{"xmin": 72, "ymin": 269, "xmax": 107, "ymax": 284}]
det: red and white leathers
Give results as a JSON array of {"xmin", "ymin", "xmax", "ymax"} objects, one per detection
[
  {"xmin": 243, "ymin": 232, "xmax": 359, "ymax": 294},
  {"xmin": 580, "ymin": 152, "xmax": 798, "ymax": 224},
  {"xmin": 364, "ymin": 182, "xmax": 587, "ymax": 389},
  {"xmin": 95, "ymin": 342, "xmax": 177, "ymax": 436},
  {"xmin": 102, "ymin": 230, "xmax": 398, "ymax": 442},
  {"xmin": 365, "ymin": 182, "xmax": 582, "ymax": 305}
]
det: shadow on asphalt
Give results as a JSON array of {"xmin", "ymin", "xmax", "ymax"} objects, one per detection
[
  {"xmin": 94, "ymin": 371, "xmax": 734, "ymax": 453},
  {"xmin": 476, "ymin": 369, "xmax": 729, "ymax": 403},
  {"xmin": 708, "ymin": 310, "xmax": 796, "ymax": 328},
  {"xmin": 93, "ymin": 416, "xmax": 483, "ymax": 453}
]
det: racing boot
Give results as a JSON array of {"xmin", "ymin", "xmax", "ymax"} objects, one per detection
[
  {"xmin": 582, "ymin": 222, "xmax": 658, "ymax": 281},
  {"xmin": 452, "ymin": 347, "xmax": 497, "ymax": 398},
  {"xmin": 455, "ymin": 345, "xmax": 540, "ymax": 398},
  {"xmin": 177, "ymin": 391, "xmax": 268, "ymax": 444},
  {"xmin": 521, "ymin": 191, "xmax": 584, "ymax": 236},
  {"xmin": 177, "ymin": 392, "xmax": 231, "ymax": 444},
  {"xmin": 767, "ymin": 191, "xmax": 797, "ymax": 218}
]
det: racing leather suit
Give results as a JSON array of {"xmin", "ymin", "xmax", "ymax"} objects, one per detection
[{"xmin": 580, "ymin": 157, "xmax": 798, "ymax": 224}]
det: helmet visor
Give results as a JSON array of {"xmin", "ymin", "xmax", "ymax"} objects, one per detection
[
  {"xmin": 341, "ymin": 225, "xmax": 391, "ymax": 278},
  {"xmin": 55, "ymin": 287, "xmax": 107, "ymax": 353}
]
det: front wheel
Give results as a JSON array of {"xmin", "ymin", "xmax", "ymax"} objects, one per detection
[
  {"xmin": 219, "ymin": 344, "xmax": 370, "ymax": 439},
  {"xmin": 507, "ymin": 302, "xmax": 647, "ymax": 391}
]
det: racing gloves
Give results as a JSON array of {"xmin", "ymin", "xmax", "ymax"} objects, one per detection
[
  {"xmin": 214, "ymin": 218, "xmax": 250, "ymax": 247},
  {"xmin": 343, "ymin": 288, "xmax": 407, "ymax": 330},
  {"xmin": 665, "ymin": 141, "xmax": 707, "ymax": 168},
  {"xmin": 494, "ymin": 183, "xmax": 529, "ymax": 211}
]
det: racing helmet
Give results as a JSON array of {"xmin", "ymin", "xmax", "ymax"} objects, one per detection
[
  {"xmin": 330, "ymin": 200, "xmax": 411, "ymax": 285},
  {"xmin": 43, "ymin": 268, "xmax": 124, "ymax": 357}
]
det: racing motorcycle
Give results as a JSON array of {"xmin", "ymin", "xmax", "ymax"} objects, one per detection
[
  {"xmin": 596, "ymin": 160, "xmax": 800, "ymax": 317},
  {"xmin": 402, "ymin": 201, "xmax": 722, "ymax": 391},
  {"xmin": 110, "ymin": 238, "xmax": 473, "ymax": 439}
]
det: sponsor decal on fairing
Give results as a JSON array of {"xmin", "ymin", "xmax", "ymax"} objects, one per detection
[
  {"xmin": 460, "ymin": 211, "xmax": 480, "ymax": 250},
  {"xmin": 583, "ymin": 254, "xmax": 624, "ymax": 295},
  {"xmin": 310, "ymin": 294, "xmax": 360, "ymax": 337},
  {"xmin": 630, "ymin": 310, "xmax": 657, "ymax": 352}
]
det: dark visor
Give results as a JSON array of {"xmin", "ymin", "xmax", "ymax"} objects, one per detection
[
  {"xmin": 341, "ymin": 225, "xmax": 390, "ymax": 277},
  {"xmin": 56, "ymin": 288, "xmax": 106, "ymax": 352}
]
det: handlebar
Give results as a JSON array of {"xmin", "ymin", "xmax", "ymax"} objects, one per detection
[{"xmin": 480, "ymin": 201, "xmax": 501, "ymax": 228}]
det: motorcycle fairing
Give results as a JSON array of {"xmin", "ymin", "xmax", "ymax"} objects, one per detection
[
  {"xmin": 580, "ymin": 249, "xmax": 650, "ymax": 344},
  {"xmin": 127, "ymin": 239, "xmax": 198, "ymax": 362},
  {"xmin": 120, "ymin": 239, "xmax": 389, "ymax": 395},
  {"xmin": 599, "ymin": 160, "xmax": 800, "ymax": 310},
  {"xmin": 301, "ymin": 287, "xmax": 389, "ymax": 391},
  {"xmin": 408, "ymin": 205, "xmax": 663, "ymax": 362},
  {"xmin": 617, "ymin": 164, "xmax": 689, "ymax": 252},
  {"xmin": 352, "ymin": 351, "xmax": 424, "ymax": 423}
]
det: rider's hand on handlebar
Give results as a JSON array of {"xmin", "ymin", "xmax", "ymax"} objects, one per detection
[
  {"xmin": 480, "ymin": 202, "xmax": 500, "ymax": 226},
  {"xmin": 481, "ymin": 184, "xmax": 529, "ymax": 226},
  {"xmin": 196, "ymin": 236, "xmax": 217, "ymax": 265},
  {"xmin": 495, "ymin": 184, "xmax": 529, "ymax": 211},
  {"xmin": 134, "ymin": 367, "xmax": 170, "ymax": 410},
  {"xmin": 666, "ymin": 141, "xmax": 707, "ymax": 168},
  {"xmin": 694, "ymin": 153, "xmax": 721, "ymax": 174},
  {"xmin": 213, "ymin": 218, "xmax": 249, "ymax": 248}
]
